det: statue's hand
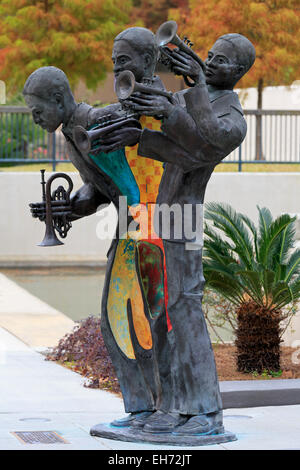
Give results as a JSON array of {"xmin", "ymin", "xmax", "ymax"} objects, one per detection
[
  {"xmin": 171, "ymin": 49, "xmax": 206, "ymax": 85},
  {"xmin": 29, "ymin": 201, "xmax": 72, "ymax": 222},
  {"xmin": 95, "ymin": 127, "xmax": 142, "ymax": 153},
  {"xmin": 123, "ymin": 92, "xmax": 175, "ymax": 118},
  {"xmin": 29, "ymin": 202, "xmax": 46, "ymax": 222}
]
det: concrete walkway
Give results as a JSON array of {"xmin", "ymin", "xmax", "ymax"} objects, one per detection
[
  {"xmin": 0, "ymin": 272, "xmax": 300, "ymax": 450},
  {"xmin": 1, "ymin": 326, "xmax": 300, "ymax": 450},
  {"xmin": 0, "ymin": 273, "xmax": 75, "ymax": 348}
]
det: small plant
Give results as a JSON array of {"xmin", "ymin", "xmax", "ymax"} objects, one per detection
[
  {"xmin": 46, "ymin": 315, "xmax": 119, "ymax": 392},
  {"xmin": 203, "ymin": 203, "xmax": 300, "ymax": 374},
  {"xmin": 269, "ymin": 369, "xmax": 283, "ymax": 378}
]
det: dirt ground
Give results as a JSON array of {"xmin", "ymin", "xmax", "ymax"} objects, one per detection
[{"xmin": 214, "ymin": 345, "xmax": 300, "ymax": 380}]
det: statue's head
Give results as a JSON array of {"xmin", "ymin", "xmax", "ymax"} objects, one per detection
[
  {"xmin": 205, "ymin": 34, "xmax": 255, "ymax": 89},
  {"xmin": 112, "ymin": 27, "xmax": 159, "ymax": 82},
  {"xmin": 23, "ymin": 66, "xmax": 75, "ymax": 132}
]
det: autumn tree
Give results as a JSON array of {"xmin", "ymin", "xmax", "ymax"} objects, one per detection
[
  {"xmin": 170, "ymin": 0, "xmax": 300, "ymax": 159},
  {"xmin": 0, "ymin": 0, "xmax": 132, "ymax": 94},
  {"xmin": 131, "ymin": 0, "xmax": 188, "ymax": 32}
]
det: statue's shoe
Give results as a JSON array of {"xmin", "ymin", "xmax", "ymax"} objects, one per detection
[
  {"xmin": 130, "ymin": 411, "xmax": 157, "ymax": 428},
  {"xmin": 173, "ymin": 411, "xmax": 224, "ymax": 435},
  {"xmin": 142, "ymin": 411, "xmax": 188, "ymax": 433},
  {"xmin": 110, "ymin": 411, "xmax": 154, "ymax": 428}
]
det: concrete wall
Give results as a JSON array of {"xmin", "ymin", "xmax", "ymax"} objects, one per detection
[
  {"xmin": 1, "ymin": 172, "xmax": 300, "ymax": 266},
  {"xmin": 205, "ymin": 172, "xmax": 300, "ymax": 225},
  {"xmin": 0, "ymin": 172, "xmax": 115, "ymax": 266}
]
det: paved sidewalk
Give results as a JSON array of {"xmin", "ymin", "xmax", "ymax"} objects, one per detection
[
  {"xmin": 1, "ymin": 327, "xmax": 300, "ymax": 451},
  {"xmin": 0, "ymin": 273, "xmax": 75, "ymax": 348}
]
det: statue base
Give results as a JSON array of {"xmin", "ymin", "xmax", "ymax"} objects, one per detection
[{"xmin": 90, "ymin": 423, "xmax": 237, "ymax": 446}]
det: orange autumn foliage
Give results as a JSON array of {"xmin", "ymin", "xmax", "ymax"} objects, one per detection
[
  {"xmin": 0, "ymin": 0, "xmax": 132, "ymax": 93},
  {"xmin": 169, "ymin": 0, "xmax": 300, "ymax": 103},
  {"xmin": 131, "ymin": 0, "xmax": 188, "ymax": 32}
]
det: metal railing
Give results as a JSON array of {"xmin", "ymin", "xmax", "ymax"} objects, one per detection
[
  {"xmin": 0, "ymin": 106, "xmax": 69, "ymax": 170},
  {"xmin": 1, "ymin": 106, "xmax": 300, "ymax": 171},
  {"xmin": 225, "ymin": 110, "xmax": 300, "ymax": 170}
]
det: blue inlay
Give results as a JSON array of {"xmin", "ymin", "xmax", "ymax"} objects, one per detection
[{"xmin": 89, "ymin": 146, "xmax": 140, "ymax": 207}]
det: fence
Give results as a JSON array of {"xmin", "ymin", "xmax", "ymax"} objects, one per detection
[
  {"xmin": 228, "ymin": 110, "xmax": 300, "ymax": 170},
  {"xmin": 1, "ymin": 106, "xmax": 300, "ymax": 171},
  {"xmin": 0, "ymin": 106, "xmax": 69, "ymax": 171}
]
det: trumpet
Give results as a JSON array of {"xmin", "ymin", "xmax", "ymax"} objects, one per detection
[
  {"xmin": 73, "ymin": 112, "xmax": 141, "ymax": 154},
  {"xmin": 115, "ymin": 70, "xmax": 174, "ymax": 101},
  {"xmin": 37, "ymin": 169, "xmax": 73, "ymax": 247},
  {"xmin": 155, "ymin": 20, "xmax": 205, "ymax": 86},
  {"xmin": 73, "ymin": 71, "xmax": 173, "ymax": 154}
]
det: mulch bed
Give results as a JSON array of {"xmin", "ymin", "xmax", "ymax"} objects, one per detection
[
  {"xmin": 94, "ymin": 345, "xmax": 300, "ymax": 394},
  {"xmin": 214, "ymin": 345, "xmax": 300, "ymax": 381},
  {"xmin": 45, "ymin": 316, "xmax": 300, "ymax": 394}
]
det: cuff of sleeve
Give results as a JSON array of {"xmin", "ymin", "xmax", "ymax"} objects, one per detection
[
  {"xmin": 137, "ymin": 128, "xmax": 154, "ymax": 158},
  {"xmin": 161, "ymin": 105, "xmax": 184, "ymax": 134},
  {"xmin": 183, "ymin": 84, "xmax": 209, "ymax": 112}
]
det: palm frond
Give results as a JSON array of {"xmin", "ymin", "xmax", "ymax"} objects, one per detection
[
  {"xmin": 257, "ymin": 206, "xmax": 273, "ymax": 242},
  {"xmin": 257, "ymin": 214, "xmax": 295, "ymax": 267},
  {"xmin": 290, "ymin": 277, "xmax": 300, "ymax": 299},
  {"xmin": 204, "ymin": 274, "xmax": 244, "ymax": 306},
  {"xmin": 240, "ymin": 213, "xmax": 259, "ymax": 260},
  {"xmin": 236, "ymin": 270, "xmax": 264, "ymax": 305},
  {"xmin": 262, "ymin": 269, "xmax": 276, "ymax": 306},
  {"xmin": 274, "ymin": 263, "xmax": 287, "ymax": 283},
  {"xmin": 205, "ymin": 202, "xmax": 254, "ymax": 269},
  {"xmin": 271, "ymin": 280, "xmax": 294, "ymax": 310},
  {"xmin": 285, "ymin": 248, "xmax": 300, "ymax": 283},
  {"xmin": 204, "ymin": 223, "xmax": 237, "ymax": 266},
  {"xmin": 268, "ymin": 219, "xmax": 296, "ymax": 271},
  {"xmin": 278, "ymin": 221, "xmax": 296, "ymax": 264},
  {"xmin": 204, "ymin": 259, "xmax": 240, "ymax": 280}
]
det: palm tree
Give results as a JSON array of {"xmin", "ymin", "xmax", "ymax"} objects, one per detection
[{"xmin": 203, "ymin": 202, "xmax": 300, "ymax": 373}]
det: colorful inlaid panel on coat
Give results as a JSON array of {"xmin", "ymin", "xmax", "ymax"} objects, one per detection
[
  {"xmin": 89, "ymin": 147, "xmax": 140, "ymax": 207},
  {"xmin": 136, "ymin": 241, "xmax": 165, "ymax": 320},
  {"xmin": 125, "ymin": 116, "xmax": 164, "ymax": 205},
  {"xmin": 107, "ymin": 238, "xmax": 152, "ymax": 360}
]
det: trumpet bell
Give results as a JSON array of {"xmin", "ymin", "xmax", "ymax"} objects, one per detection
[
  {"xmin": 115, "ymin": 70, "xmax": 135, "ymax": 101},
  {"xmin": 38, "ymin": 226, "xmax": 64, "ymax": 247},
  {"xmin": 115, "ymin": 70, "xmax": 173, "ymax": 102},
  {"xmin": 155, "ymin": 20, "xmax": 178, "ymax": 47},
  {"xmin": 73, "ymin": 125, "xmax": 91, "ymax": 153}
]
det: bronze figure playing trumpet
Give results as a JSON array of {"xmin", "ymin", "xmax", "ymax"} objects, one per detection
[
  {"xmin": 156, "ymin": 20, "xmax": 206, "ymax": 87},
  {"xmin": 73, "ymin": 70, "xmax": 174, "ymax": 155},
  {"xmin": 31, "ymin": 169, "xmax": 73, "ymax": 246}
]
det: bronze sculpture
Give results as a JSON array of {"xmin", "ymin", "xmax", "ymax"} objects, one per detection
[
  {"xmin": 26, "ymin": 23, "xmax": 255, "ymax": 445},
  {"xmin": 25, "ymin": 26, "xmax": 173, "ymax": 430},
  {"xmin": 98, "ymin": 26, "xmax": 256, "ymax": 438}
]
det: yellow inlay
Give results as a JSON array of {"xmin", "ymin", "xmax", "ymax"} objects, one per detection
[
  {"xmin": 125, "ymin": 116, "xmax": 164, "ymax": 205},
  {"xmin": 107, "ymin": 239, "xmax": 152, "ymax": 359}
]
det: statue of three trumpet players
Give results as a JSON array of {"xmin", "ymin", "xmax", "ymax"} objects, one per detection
[{"xmin": 25, "ymin": 22, "xmax": 255, "ymax": 443}]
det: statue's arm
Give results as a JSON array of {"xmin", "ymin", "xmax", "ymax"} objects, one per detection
[
  {"xmin": 69, "ymin": 181, "xmax": 110, "ymax": 221},
  {"xmin": 179, "ymin": 85, "xmax": 247, "ymax": 154},
  {"xmin": 138, "ymin": 87, "xmax": 246, "ymax": 171},
  {"xmin": 87, "ymin": 103, "xmax": 122, "ymax": 126},
  {"xmin": 137, "ymin": 128, "xmax": 204, "ymax": 172}
]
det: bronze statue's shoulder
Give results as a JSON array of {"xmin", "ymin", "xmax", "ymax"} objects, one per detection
[
  {"xmin": 211, "ymin": 90, "xmax": 244, "ymax": 118},
  {"xmin": 87, "ymin": 103, "xmax": 122, "ymax": 127}
]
